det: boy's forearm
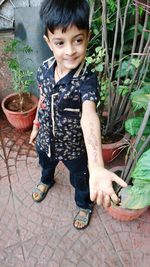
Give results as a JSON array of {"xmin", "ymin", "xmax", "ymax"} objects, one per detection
[
  {"xmin": 34, "ymin": 100, "xmax": 40, "ymax": 122},
  {"xmin": 32, "ymin": 100, "xmax": 40, "ymax": 130},
  {"xmin": 81, "ymin": 112, "xmax": 104, "ymax": 170}
]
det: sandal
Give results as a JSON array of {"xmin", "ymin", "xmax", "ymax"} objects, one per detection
[
  {"xmin": 32, "ymin": 181, "xmax": 54, "ymax": 202},
  {"xmin": 73, "ymin": 208, "xmax": 92, "ymax": 230}
]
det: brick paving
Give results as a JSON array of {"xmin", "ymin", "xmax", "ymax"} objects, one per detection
[{"xmin": 0, "ymin": 110, "xmax": 150, "ymax": 267}]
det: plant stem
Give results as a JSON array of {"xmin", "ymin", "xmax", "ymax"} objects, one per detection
[{"xmin": 121, "ymin": 101, "xmax": 150, "ymax": 184}]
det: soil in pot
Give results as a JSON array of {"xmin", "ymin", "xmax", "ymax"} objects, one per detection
[
  {"xmin": 2, "ymin": 93, "xmax": 38, "ymax": 131},
  {"xmin": 4, "ymin": 93, "xmax": 35, "ymax": 112}
]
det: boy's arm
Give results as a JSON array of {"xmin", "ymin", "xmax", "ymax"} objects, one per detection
[
  {"xmin": 29, "ymin": 100, "xmax": 40, "ymax": 145},
  {"xmin": 81, "ymin": 100, "xmax": 127, "ymax": 208}
]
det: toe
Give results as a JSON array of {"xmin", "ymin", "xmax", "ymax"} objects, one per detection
[{"xmin": 74, "ymin": 210, "xmax": 89, "ymax": 229}]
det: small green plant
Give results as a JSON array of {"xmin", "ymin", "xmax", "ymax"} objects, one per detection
[
  {"xmin": 86, "ymin": 46, "xmax": 105, "ymax": 73},
  {"xmin": 86, "ymin": 46, "xmax": 108, "ymax": 112},
  {"xmin": 4, "ymin": 39, "xmax": 34, "ymax": 111}
]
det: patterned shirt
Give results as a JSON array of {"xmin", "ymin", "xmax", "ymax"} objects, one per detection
[{"xmin": 36, "ymin": 57, "xmax": 98, "ymax": 160}]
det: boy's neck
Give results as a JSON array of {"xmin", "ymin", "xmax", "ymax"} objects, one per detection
[{"xmin": 55, "ymin": 65, "xmax": 70, "ymax": 82}]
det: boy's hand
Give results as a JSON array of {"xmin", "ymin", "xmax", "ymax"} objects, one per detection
[
  {"xmin": 29, "ymin": 127, "xmax": 39, "ymax": 146},
  {"xmin": 89, "ymin": 166, "xmax": 127, "ymax": 208}
]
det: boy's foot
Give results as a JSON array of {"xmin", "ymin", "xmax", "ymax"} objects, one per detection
[
  {"xmin": 73, "ymin": 208, "xmax": 92, "ymax": 230},
  {"xmin": 32, "ymin": 181, "xmax": 54, "ymax": 202}
]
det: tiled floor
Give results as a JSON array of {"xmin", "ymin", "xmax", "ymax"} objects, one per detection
[{"xmin": 0, "ymin": 111, "xmax": 150, "ymax": 267}]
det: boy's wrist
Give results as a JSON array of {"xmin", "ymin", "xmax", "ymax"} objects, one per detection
[
  {"xmin": 88, "ymin": 161, "xmax": 104, "ymax": 172},
  {"xmin": 33, "ymin": 120, "xmax": 40, "ymax": 128}
]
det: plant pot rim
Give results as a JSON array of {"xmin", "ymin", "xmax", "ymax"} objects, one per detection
[
  {"xmin": 1, "ymin": 92, "xmax": 38, "ymax": 115},
  {"xmin": 102, "ymin": 133, "xmax": 129, "ymax": 149}
]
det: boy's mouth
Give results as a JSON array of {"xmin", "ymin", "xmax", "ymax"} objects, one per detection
[{"xmin": 64, "ymin": 57, "xmax": 80, "ymax": 63}]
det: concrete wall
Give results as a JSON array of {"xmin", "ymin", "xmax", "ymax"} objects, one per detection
[
  {"xmin": 0, "ymin": 0, "xmax": 43, "ymax": 30},
  {"xmin": 0, "ymin": 0, "xmax": 50, "ymax": 102}
]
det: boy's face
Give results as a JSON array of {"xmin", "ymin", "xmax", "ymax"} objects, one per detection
[{"xmin": 44, "ymin": 25, "xmax": 89, "ymax": 74}]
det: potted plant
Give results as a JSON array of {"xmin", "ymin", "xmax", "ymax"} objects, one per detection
[
  {"xmin": 1, "ymin": 38, "xmax": 38, "ymax": 131},
  {"xmin": 86, "ymin": 46, "xmax": 129, "ymax": 163},
  {"xmin": 87, "ymin": 0, "xmax": 150, "ymax": 163},
  {"xmin": 107, "ymin": 87, "xmax": 150, "ymax": 221}
]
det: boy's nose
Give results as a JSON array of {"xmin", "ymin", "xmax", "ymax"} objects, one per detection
[{"xmin": 65, "ymin": 44, "xmax": 75, "ymax": 55}]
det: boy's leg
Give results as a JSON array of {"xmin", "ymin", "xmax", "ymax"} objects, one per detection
[
  {"xmin": 32, "ymin": 146, "xmax": 59, "ymax": 202},
  {"xmin": 63, "ymin": 154, "xmax": 93, "ymax": 229}
]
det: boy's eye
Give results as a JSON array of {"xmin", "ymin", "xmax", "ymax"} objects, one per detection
[
  {"xmin": 75, "ymin": 38, "xmax": 83, "ymax": 44},
  {"xmin": 55, "ymin": 41, "xmax": 64, "ymax": 46}
]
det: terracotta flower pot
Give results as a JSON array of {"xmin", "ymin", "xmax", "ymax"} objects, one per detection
[
  {"xmin": 1, "ymin": 93, "xmax": 38, "ymax": 131},
  {"xmin": 102, "ymin": 134, "xmax": 128, "ymax": 164},
  {"xmin": 106, "ymin": 205, "xmax": 148, "ymax": 221}
]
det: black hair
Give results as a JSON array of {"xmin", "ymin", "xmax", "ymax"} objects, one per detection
[{"xmin": 40, "ymin": 0, "xmax": 90, "ymax": 36}]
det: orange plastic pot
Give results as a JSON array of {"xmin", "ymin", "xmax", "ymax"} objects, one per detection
[
  {"xmin": 106, "ymin": 205, "xmax": 148, "ymax": 221},
  {"xmin": 1, "ymin": 93, "xmax": 38, "ymax": 131},
  {"xmin": 102, "ymin": 135, "xmax": 128, "ymax": 164}
]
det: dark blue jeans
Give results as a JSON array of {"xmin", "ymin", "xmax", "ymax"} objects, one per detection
[{"xmin": 36, "ymin": 146, "xmax": 92, "ymax": 210}]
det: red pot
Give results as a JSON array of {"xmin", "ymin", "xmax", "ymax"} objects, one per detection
[
  {"xmin": 102, "ymin": 135, "xmax": 128, "ymax": 164},
  {"xmin": 1, "ymin": 93, "xmax": 38, "ymax": 131},
  {"xmin": 106, "ymin": 205, "xmax": 148, "ymax": 221}
]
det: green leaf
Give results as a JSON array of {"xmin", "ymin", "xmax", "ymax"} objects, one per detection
[
  {"xmin": 132, "ymin": 94, "xmax": 150, "ymax": 111},
  {"xmin": 118, "ymin": 85, "xmax": 129, "ymax": 96},
  {"xmin": 123, "ymin": 78, "xmax": 131, "ymax": 85},
  {"xmin": 95, "ymin": 46, "xmax": 102, "ymax": 53},
  {"xmin": 125, "ymin": 117, "xmax": 150, "ymax": 136},
  {"xmin": 131, "ymin": 58, "xmax": 140, "ymax": 68},
  {"xmin": 131, "ymin": 84, "xmax": 150, "ymax": 100},
  {"xmin": 121, "ymin": 184, "xmax": 150, "ymax": 209},
  {"xmin": 131, "ymin": 148, "xmax": 150, "ymax": 182},
  {"xmin": 93, "ymin": 28, "xmax": 99, "ymax": 35},
  {"xmin": 95, "ymin": 64, "xmax": 103, "ymax": 72},
  {"xmin": 86, "ymin": 57, "xmax": 93, "ymax": 64},
  {"xmin": 120, "ymin": 148, "xmax": 150, "ymax": 209},
  {"xmin": 138, "ymin": 23, "xmax": 150, "ymax": 41},
  {"xmin": 124, "ymin": 26, "xmax": 137, "ymax": 43},
  {"xmin": 22, "ymin": 45, "xmax": 33, "ymax": 53},
  {"xmin": 115, "ymin": 60, "xmax": 129, "ymax": 78}
]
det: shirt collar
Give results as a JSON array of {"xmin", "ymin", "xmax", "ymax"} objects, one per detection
[{"xmin": 47, "ymin": 59, "xmax": 86, "ymax": 85}]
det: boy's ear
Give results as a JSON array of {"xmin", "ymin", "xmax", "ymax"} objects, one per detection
[{"xmin": 43, "ymin": 35, "xmax": 52, "ymax": 51}]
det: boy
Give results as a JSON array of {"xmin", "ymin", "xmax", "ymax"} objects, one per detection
[{"xmin": 29, "ymin": 0, "xmax": 127, "ymax": 230}]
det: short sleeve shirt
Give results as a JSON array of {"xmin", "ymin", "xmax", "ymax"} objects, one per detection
[{"xmin": 36, "ymin": 57, "xmax": 99, "ymax": 160}]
